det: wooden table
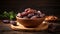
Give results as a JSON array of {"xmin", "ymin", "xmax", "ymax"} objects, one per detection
[{"xmin": 0, "ymin": 21, "xmax": 60, "ymax": 34}]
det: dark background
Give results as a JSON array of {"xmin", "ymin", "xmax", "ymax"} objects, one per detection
[
  {"xmin": 0, "ymin": 0, "xmax": 60, "ymax": 34},
  {"xmin": 0, "ymin": 0, "xmax": 60, "ymax": 17}
]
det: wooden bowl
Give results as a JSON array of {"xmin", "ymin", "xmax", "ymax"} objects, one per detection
[{"xmin": 16, "ymin": 16, "xmax": 45, "ymax": 28}]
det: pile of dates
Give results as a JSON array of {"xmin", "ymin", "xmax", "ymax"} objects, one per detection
[{"xmin": 17, "ymin": 8, "xmax": 45, "ymax": 19}]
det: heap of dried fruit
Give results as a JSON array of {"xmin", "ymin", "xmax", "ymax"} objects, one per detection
[{"xmin": 17, "ymin": 8, "xmax": 45, "ymax": 19}]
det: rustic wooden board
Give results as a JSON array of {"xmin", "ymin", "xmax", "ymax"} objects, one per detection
[{"xmin": 10, "ymin": 21, "xmax": 48, "ymax": 31}]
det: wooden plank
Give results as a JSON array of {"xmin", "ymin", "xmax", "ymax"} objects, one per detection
[{"xmin": 11, "ymin": 21, "xmax": 48, "ymax": 31}]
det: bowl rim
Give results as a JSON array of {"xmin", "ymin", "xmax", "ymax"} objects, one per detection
[{"xmin": 16, "ymin": 16, "xmax": 45, "ymax": 20}]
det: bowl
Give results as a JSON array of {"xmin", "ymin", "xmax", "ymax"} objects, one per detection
[{"xmin": 16, "ymin": 16, "xmax": 45, "ymax": 28}]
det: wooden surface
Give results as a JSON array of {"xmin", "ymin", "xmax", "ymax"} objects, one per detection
[
  {"xmin": 11, "ymin": 21, "xmax": 48, "ymax": 31},
  {"xmin": 0, "ymin": 21, "xmax": 60, "ymax": 34}
]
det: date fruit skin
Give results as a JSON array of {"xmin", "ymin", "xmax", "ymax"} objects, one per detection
[
  {"xmin": 30, "ymin": 16, "xmax": 37, "ymax": 19},
  {"xmin": 17, "ymin": 13, "xmax": 21, "ymax": 17},
  {"xmin": 28, "ymin": 13, "xmax": 34, "ymax": 18},
  {"xmin": 2, "ymin": 20, "xmax": 10, "ymax": 24},
  {"xmin": 10, "ymin": 21, "xmax": 17, "ymax": 26}
]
